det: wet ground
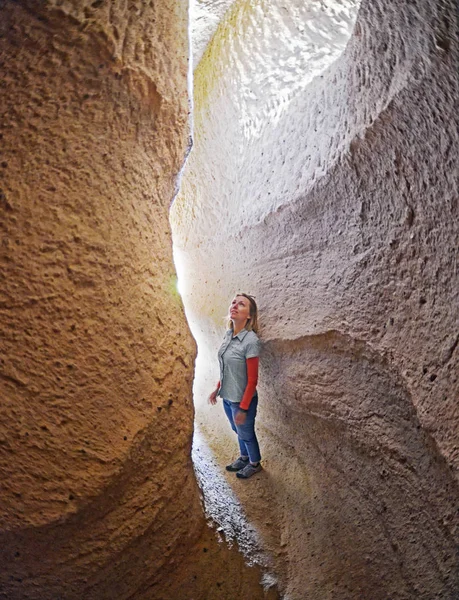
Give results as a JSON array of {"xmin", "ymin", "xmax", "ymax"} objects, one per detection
[{"xmin": 192, "ymin": 424, "xmax": 283, "ymax": 595}]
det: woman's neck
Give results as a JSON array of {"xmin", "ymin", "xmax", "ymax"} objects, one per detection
[{"xmin": 232, "ymin": 321, "xmax": 247, "ymax": 336}]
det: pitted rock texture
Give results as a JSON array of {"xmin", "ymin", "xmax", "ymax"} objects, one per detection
[
  {"xmin": 172, "ymin": 0, "xmax": 459, "ymax": 597},
  {"xmin": 0, "ymin": 1, "xmax": 197, "ymax": 596},
  {"xmin": 0, "ymin": 2, "xmax": 278, "ymax": 599}
]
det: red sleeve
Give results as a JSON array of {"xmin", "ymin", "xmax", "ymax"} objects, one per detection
[
  {"xmin": 239, "ymin": 357, "xmax": 259, "ymax": 411},
  {"xmin": 216, "ymin": 380, "xmax": 221, "ymax": 391}
]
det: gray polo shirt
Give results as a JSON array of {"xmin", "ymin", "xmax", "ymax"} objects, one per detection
[{"xmin": 218, "ymin": 328, "xmax": 261, "ymax": 403}]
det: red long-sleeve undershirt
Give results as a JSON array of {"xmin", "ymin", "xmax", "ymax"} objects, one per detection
[{"xmin": 216, "ymin": 356, "xmax": 259, "ymax": 411}]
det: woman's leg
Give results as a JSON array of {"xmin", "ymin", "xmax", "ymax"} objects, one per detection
[
  {"xmin": 234, "ymin": 396, "xmax": 261, "ymax": 464},
  {"xmin": 223, "ymin": 399, "xmax": 249, "ymax": 458}
]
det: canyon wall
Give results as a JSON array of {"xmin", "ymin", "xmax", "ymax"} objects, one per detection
[
  {"xmin": 0, "ymin": 1, "xmax": 202, "ymax": 598},
  {"xmin": 171, "ymin": 0, "xmax": 459, "ymax": 597}
]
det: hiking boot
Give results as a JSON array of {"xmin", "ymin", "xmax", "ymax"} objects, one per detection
[
  {"xmin": 226, "ymin": 457, "xmax": 249, "ymax": 472},
  {"xmin": 236, "ymin": 462, "xmax": 262, "ymax": 479}
]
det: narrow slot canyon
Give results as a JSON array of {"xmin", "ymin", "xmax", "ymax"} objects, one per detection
[{"xmin": 0, "ymin": 1, "xmax": 458, "ymax": 600}]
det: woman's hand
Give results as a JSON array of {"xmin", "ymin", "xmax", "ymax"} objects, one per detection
[
  {"xmin": 234, "ymin": 409, "xmax": 247, "ymax": 425},
  {"xmin": 208, "ymin": 389, "xmax": 218, "ymax": 405}
]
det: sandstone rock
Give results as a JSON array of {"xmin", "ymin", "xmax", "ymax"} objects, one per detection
[{"xmin": 0, "ymin": 1, "xmax": 200, "ymax": 598}]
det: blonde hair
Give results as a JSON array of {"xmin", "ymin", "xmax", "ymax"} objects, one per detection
[{"xmin": 228, "ymin": 293, "xmax": 259, "ymax": 333}]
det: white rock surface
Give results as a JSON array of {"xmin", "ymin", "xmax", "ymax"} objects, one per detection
[
  {"xmin": 191, "ymin": 0, "xmax": 237, "ymax": 67},
  {"xmin": 172, "ymin": 0, "xmax": 459, "ymax": 597}
]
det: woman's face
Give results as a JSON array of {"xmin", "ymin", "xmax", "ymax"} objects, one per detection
[{"xmin": 229, "ymin": 295, "xmax": 251, "ymax": 324}]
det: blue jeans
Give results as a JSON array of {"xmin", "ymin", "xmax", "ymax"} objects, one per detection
[{"xmin": 223, "ymin": 396, "xmax": 261, "ymax": 463}]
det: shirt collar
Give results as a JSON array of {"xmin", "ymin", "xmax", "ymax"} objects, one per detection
[{"xmin": 232, "ymin": 328, "xmax": 249, "ymax": 341}]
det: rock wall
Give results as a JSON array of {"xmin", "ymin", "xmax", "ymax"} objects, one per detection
[
  {"xmin": 171, "ymin": 0, "xmax": 459, "ymax": 597},
  {"xmin": 0, "ymin": 1, "xmax": 203, "ymax": 598}
]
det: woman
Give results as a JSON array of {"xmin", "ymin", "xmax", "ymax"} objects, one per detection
[{"xmin": 208, "ymin": 293, "xmax": 262, "ymax": 479}]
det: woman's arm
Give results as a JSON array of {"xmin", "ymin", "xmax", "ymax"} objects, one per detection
[
  {"xmin": 208, "ymin": 380, "xmax": 221, "ymax": 405},
  {"xmin": 239, "ymin": 357, "xmax": 259, "ymax": 411}
]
